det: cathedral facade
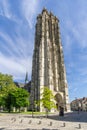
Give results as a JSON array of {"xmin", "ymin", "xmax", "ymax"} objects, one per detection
[{"xmin": 30, "ymin": 8, "xmax": 70, "ymax": 112}]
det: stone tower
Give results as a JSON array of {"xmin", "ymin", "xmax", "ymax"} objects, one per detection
[{"xmin": 30, "ymin": 8, "xmax": 70, "ymax": 112}]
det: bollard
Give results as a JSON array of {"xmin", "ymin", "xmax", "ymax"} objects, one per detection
[
  {"xmin": 14, "ymin": 119, "xmax": 16, "ymax": 122},
  {"xmin": 49, "ymin": 122, "xmax": 52, "ymax": 126},
  {"xmin": 79, "ymin": 124, "xmax": 81, "ymax": 129},
  {"xmin": 28, "ymin": 120, "xmax": 32, "ymax": 124},
  {"xmin": 20, "ymin": 119, "xmax": 23, "ymax": 123},
  {"xmin": 12, "ymin": 118, "xmax": 16, "ymax": 123},
  {"xmin": 11, "ymin": 118, "xmax": 13, "ymax": 120},
  {"xmin": 11, "ymin": 117, "xmax": 15, "ymax": 120},
  {"xmin": 38, "ymin": 121, "xmax": 41, "ymax": 124},
  {"xmin": 63, "ymin": 122, "xmax": 65, "ymax": 127},
  {"xmin": 13, "ymin": 118, "xmax": 16, "ymax": 122}
]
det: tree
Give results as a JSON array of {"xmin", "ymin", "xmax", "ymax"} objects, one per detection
[
  {"xmin": 41, "ymin": 86, "xmax": 56, "ymax": 117},
  {"xmin": 4, "ymin": 90, "xmax": 15, "ymax": 113},
  {"xmin": 0, "ymin": 94, "xmax": 5, "ymax": 107},
  {"xmin": 4, "ymin": 87, "xmax": 29, "ymax": 113},
  {"xmin": 0, "ymin": 73, "xmax": 29, "ymax": 112},
  {"xmin": 0, "ymin": 73, "xmax": 14, "ymax": 109},
  {"xmin": 14, "ymin": 87, "xmax": 29, "ymax": 112}
]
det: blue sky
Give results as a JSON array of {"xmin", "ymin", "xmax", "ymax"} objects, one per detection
[{"xmin": 0, "ymin": 0, "xmax": 87, "ymax": 101}]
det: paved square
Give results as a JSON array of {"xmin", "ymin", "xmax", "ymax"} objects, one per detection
[{"xmin": 0, "ymin": 111, "xmax": 87, "ymax": 130}]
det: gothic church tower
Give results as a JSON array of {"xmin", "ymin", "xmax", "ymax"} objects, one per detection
[{"xmin": 30, "ymin": 8, "xmax": 70, "ymax": 112}]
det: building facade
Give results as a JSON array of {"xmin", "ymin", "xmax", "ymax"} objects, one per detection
[
  {"xmin": 71, "ymin": 97, "xmax": 87, "ymax": 111},
  {"xmin": 30, "ymin": 8, "xmax": 70, "ymax": 112}
]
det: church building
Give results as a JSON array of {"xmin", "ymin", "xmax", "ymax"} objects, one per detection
[{"xmin": 30, "ymin": 8, "xmax": 70, "ymax": 112}]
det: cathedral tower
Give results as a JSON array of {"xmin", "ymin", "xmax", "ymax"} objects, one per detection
[{"xmin": 30, "ymin": 8, "xmax": 70, "ymax": 112}]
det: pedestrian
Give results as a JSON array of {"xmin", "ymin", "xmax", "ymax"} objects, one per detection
[{"xmin": 59, "ymin": 106, "xmax": 64, "ymax": 116}]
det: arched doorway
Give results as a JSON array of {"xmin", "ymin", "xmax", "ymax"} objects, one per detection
[{"xmin": 55, "ymin": 93, "xmax": 63, "ymax": 111}]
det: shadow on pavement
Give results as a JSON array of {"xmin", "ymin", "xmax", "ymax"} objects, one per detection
[
  {"xmin": 48, "ymin": 111, "xmax": 87, "ymax": 123},
  {"xmin": 7, "ymin": 111, "xmax": 87, "ymax": 123}
]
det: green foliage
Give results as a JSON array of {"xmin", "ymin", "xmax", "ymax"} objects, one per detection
[
  {"xmin": 0, "ymin": 94, "xmax": 5, "ymax": 106},
  {"xmin": 0, "ymin": 73, "xmax": 29, "ymax": 112},
  {"xmin": 0, "ymin": 73, "xmax": 13, "ymax": 87},
  {"xmin": 41, "ymin": 87, "xmax": 56, "ymax": 112},
  {"xmin": 34, "ymin": 100, "xmax": 40, "ymax": 111},
  {"xmin": 14, "ymin": 87, "xmax": 29, "ymax": 108},
  {"xmin": 0, "ymin": 73, "xmax": 14, "ymax": 108}
]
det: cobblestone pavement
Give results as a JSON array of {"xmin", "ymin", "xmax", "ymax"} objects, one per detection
[{"xmin": 0, "ymin": 111, "xmax": 87, "ymax": 130}]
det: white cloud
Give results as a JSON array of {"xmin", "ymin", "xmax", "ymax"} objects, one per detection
[
  {"xmin": 0, "ymin": 1, "xmax": 36, "ymax": 82},
  {"xmin": 0, "ymin": 29, "xmax": 33, "ymax": 81},
  {"xmin": 0, "ymin": 30, "xmax": 33, "ymax": 58},
  {"xmin": 0, "ymin": 0, "xmax": 11, "ymax": 18},
  {"xmin": 0, "ymin": 0, "xmax": 22, "ymax": 24},
  {"xmin": 63, "ymin": 34, "xmax": 72, "ymax": 56},
  {"xmin": 21, "ymin": 0, "xmax": 39, "ymax": 28},
  {"xmin": 0, "ymin": 31, "xmax": 25, "ymax": 58},
  {"xmin": 72, "ymin": 21, "xmax": 87, "ymax": 48},
  {"xmin": 0, "ymin": 52, "xmax": 32, "ymax": 81},
  {"xmin": 65, "ymin": 14, "xmax": 87, "ymax": 48}
]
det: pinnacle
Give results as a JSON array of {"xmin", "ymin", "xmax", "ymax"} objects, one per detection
[{"xmin": 42, "ymin": 7, "xmax": 48, "ymax": 14}]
